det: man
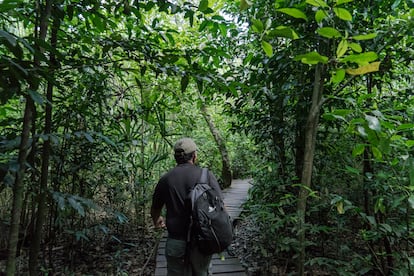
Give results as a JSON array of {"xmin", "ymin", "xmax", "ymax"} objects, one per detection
[{"xmin": 151, "ymin": 137, "xmax": 223, "ymax": 276}]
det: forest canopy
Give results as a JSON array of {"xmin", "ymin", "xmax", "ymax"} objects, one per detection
[{"xmin": 1, "ymin": 0, "xmax": 413, "ymax": 275}]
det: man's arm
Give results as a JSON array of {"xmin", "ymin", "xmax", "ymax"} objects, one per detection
[{"xmin": 150, "ymin": 205, "xmax": 165, "ymax": 228}]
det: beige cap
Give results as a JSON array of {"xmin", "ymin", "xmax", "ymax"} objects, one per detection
[{"xmin": 174, "ymin": 138, "xmax": 197, "ymax": 154}]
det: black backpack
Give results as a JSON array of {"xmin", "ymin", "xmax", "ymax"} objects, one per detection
[{"xmin": 187, "ymin": 168, "xmax": 234, "ymax": 255}]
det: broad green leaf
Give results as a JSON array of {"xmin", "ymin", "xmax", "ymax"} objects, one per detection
[
  {"xmin": 68, "ymin": 197, "xmax": 85, "ymax": 217},
  {"xmin": 315, "ymin": 10, "xmax": 327, "ymax": 23},
  {"xmin": 375, "ymin": 198, "xmax": 385, "ymax": 214},
  {"xmin": 366, "ymin": 215, "xmax": 376, "ymax": 226},
  {"xmin": 0, "ymin": 0, "xmax": 22, "ymax": 12},
  {"xmin": 269, "ymin": 26, "xmax": 299, "ymax": 39},
  {"xmin": 306, "ymin": 0, "xmax": 329, "ymax": 8},
  {"xmin": 346, "ymin": 62, "xmax": 381, "ymax": 75},
  {"xmin": 336, "ymin": 39, "xmax": 348, "ymax": 58},
  {"xmin": 397, "ymin": 123, "xmax": 414, "ymax": 131},
  {"xmin": 336, "ymin": 0, "xmax": 354, "ymax": 5},
  {"xmin": 345, "ymin": 165, "xmax": 360, "ymax": 175},
  {"xmin": 317, "ymin": 27, "xmax": 342, "ymax": 38},
  {"xmin": 333, "ymin": 7, "xmax": 352, "ymax": 21},
  {"xmin": 28, "ymin": 90, "xmax": 45, "ymax": 105},
  {"xmin": 409, "ymin": 195, "xmax": 414, "ymax": 209},
  {"xmin": 365, "ymin": 115, "xmax": 381, "ymax": 131},
  {"xmin": 331, "ymin": 68, "xmax": 345, "ymax": 84},
  {"xmin": 294, "ymin": 51, "xmax": 329, "ymax": 64},
  {"xmin": 276, "ymin": 8, "xmax": 308, "ymax": 21},
  {"xmin": 341, "ymin": 52, "xmax": 378, "ymax": 65},
  {"xmin": 349, "ymin": 42, "xmax": 362, "ymax": 53},
  {"xmin": 372, "ymin": 146, "xmax": 383, "ymax": 160},
  {"xmin": 251, "ymin": 19, "xmax": 264, "ymax": 33},
  {"xmin": 407, "ymin": 140, "xmax": 414, "ymax": 148},
  {"xmin": 262, "ymin": 40, "xmax": 273, "ymax": 57},
  {"xmin": 353, "ymin": 33, "xmax": 377, "ymax": 40},
  {"xmin": 240, "ymin": 0, "xmax": 252, "ymax": 10},
  {"xmin": 352, "ymin": 144, "xmax": 365, "ymax": 156},
  {"xmin": 336, "ymin": 201, "xmax": 345, "ymax": 214},
  {"xmin": 198, "ymin": 0, "xmax": 209, "ymax": 12},
  {"xmin": 0, "ymin": 30, "xmax": 17, "ymax": 46},
  {"xmin": 379, "ymin": 223, "xmax": 392, "ymax": 232}
]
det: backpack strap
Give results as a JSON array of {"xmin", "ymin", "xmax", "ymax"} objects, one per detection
[{"xmin": 199, "ymin": 168, "xmax": 208, "ymax": 184}]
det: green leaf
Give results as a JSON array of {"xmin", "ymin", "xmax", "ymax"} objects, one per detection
[
  {"xmin": 276, "ymin": 8, "xmax": 308, "ymax": 21},
  {"xmin": 371, "ymin": 146, "xmax": 383, "ymax": 160},
  {"xmin": 333, "ymin": 7, "xmax": 352, "ymax": 21},
  {"xmin": 341, "ymin": 52, "xmax": 378, "ymax": 65},
  {"xmin": 352, "ymin": 144, "xmax": 365, "ymax": 156},
  {"xmin": 28, "ymin": 90, "xmax": 45, "ymax": 105},
  {"xmin": 346, "ymin": 62, "xmax": 381, "ymax": 75},
  {"xmin": 198, "ymin": 0, "xmax": 209, "ymax": 12},
  {"xmin": 365, "ymin": 115, "xmax": 381, "ymax": 131},
  {"xmin": 336, "ymin": 39, "xmax": 348, "ymax": 58},
  {"xmin": 68, "ymin": 196, "xmax": 85, "ymax": 217},
  {"xmin": 317, "ymin": 27, "xmax": 342, "ymax": 38},
  {"xmin": 251, "ymin": 19, "xmax": 264, "ymax": 33},
  {"xmin": 409, "ymin": 195, "xmax": 414, "ymax": 209},
  {"xmin": 353, "ymin": 33, "xmax": 377, "ymax": 40},
  {"xmin": 306, "ymin": 0, "xmax": 329, "ymax": 8},
  {"xmin": 336, "ymin": 201, "xmax": 345, "ymax": 214},
  {"xmin": 240, "ymin": 0, "xmax": 251, "ymax": 10},
  {"xmin": 294, "ymin": 51, "xmax": 329, "ymax": 64},
  {"xmin": 0, "ymin": 0, "xmax": 22, "ymax": 12},
  {"xmin": 345, "ymin": 165, "xmax": 360, "ymax": 175},
  {"xmin": 397, "ymin": 123, "xmax": 414, "ymax": 131},
  {"xmin": 84, "ymin": 132, "xmax": 94, "ymax": 143},
  {"xmin": 315, "ymin": 10, "xmax": 327, "ymax": 23},
  {"xmin": 336, "ymin": 0, "xmax": 354, "ymax": 5},
  {"xmin": 0, "ymin": 30, "xmax": 17, "ymax": 46},
  {"xmin": 262, "ymin": 40, "xmax": 273, "ymax": 57},
  {"xmin": 349, "ymin": 42, "xmax": 362, "ymax": 53},
  {"xmin": 268, "ymin": 26, "xmax": 299, "ymax": 39},
  {"xmin": 331, "ymin": 68, "xmax": 345, "ymax": 84}
]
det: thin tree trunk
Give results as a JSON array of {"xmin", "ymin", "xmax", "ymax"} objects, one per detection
[
  {"xmin": 6, "ymin": 97, "xmax": 35, "ymax": 276},
  {"xmin": 200, "ymin": 104, "xmax": 232, "ymax": 188},
  {"xmin": 296, "ymin": 64, "xmax": 324, "ymax": 275},
  {"xmin": 29, "ymin": 3, "xmax": 57, "ymax": 272}
]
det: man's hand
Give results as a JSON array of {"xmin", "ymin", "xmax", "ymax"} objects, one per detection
[{"xmin": 154, "ymin": 216, "xmax": 166, "ymax": 228}]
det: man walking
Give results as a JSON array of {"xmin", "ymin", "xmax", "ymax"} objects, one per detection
[{"xmin": 151, "ymin": 138, "xmax": 223, "ymax": 276}]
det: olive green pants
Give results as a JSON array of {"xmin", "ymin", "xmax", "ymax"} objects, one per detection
[{"xmin": 165, "ymin": 238, "xmax": 212, "ymax": 276}]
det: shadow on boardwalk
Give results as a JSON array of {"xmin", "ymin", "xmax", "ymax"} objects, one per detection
[{"xmin": 154, "ymin": 179, "xmax": 252, "ymax": 276}]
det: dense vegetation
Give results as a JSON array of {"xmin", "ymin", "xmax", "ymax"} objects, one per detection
[{"xmin": 1, "ymin": 0, "xmax": 413, "ymax": 275}]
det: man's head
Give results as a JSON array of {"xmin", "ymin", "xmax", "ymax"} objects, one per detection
[{"xmin": 174, "ymin": 137, "xmax": 197, "ymax": 164}]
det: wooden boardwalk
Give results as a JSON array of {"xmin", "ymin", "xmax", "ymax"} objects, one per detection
[{"xmin": 154, "ymin": 179, "xmax": 252, "ymax": 276}]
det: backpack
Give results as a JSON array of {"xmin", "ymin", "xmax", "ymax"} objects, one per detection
[{"xmin": 187, "ymin": 168, "xmax": 234, "ymax": 255}]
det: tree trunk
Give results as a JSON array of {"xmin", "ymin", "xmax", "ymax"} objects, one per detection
[
  {"xmin": 6, "ymin": 97, "xmax": 35, "ymax": 276},
  {"xmin": 200, "ymin": 104, "xmax": 233, "ymax": 188},
  {"xmin": 29, "ymin": 3, "xmax": 57, "ymax": 272},
  {"xmin": 296, "ymin": 64, "xmax": 324, "ymax": 275}
]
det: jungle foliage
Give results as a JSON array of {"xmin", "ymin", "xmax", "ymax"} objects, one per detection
[{"xmin": 0, "ymin": 0, "xmax": 413, "ymax": 275}]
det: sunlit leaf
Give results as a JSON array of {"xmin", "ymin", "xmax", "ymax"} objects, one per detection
[
  {"xmin": 371, "ymin": 146, "xmax": 383, "ymax": 160},
  {"xmin": 276, "ymin": 8, "xmax": 308, "ymax": 21},
  {"xmin": 333, "ymin": 7, "xmax": 352, "ymax": 21},
  {"xmin": 336, "ymin": 0, "xmax": 354, "ymax": 5},
  {"xmin": 349, "ymin": 42, "xmax": 362, "ymax": 53},
  {"xmin": 336, "ymin": 201, "xmax": 345, "ymax": 214},
  {"xmin": 240, "ymin": 0, "xmax": 252, "ymax": 10},
  {"xmin": 198, "ymin": 0, "xmax": 209, "ymax": 12},
  {"xmin": 306, "ymin": 0, "xmax": 329, "ymax": 8},
  {"xmin": 331, "ymin": 68, "xmax": 345, "ymax": 84},
  {"xmin": 317, "ymin": 27, "xmax": 342, "ymax": 38},
  {"xmin": 365, "ymin": 114, "xmax": 381, "ymax": 131},
  {"xmin": 346, "ymin": 62, "xmax": 381, "ymax": 75},
  {"xmin": 262, "ymin": 40, "xmax": 273, "ymax": 57},
  {"xmin": 294, "ymin": 51, "xmax": 329, "ymax": 64},
  {"xmin": 341, "ymin": 52, "xmax": 378, "ymax": 65},
  {"xmin": 397, "ymin": 123, "xmax": 414, "ymax": 131},
  {"xmin": 251, "ymin": 19, "xmax": 264, "ymax": 33},
  {"xmin": 353, "ymin": 33, "xmax": 377, "ymax": 40},
  {"xmin": 352, "ymin": 144, "xmax": 365, "ymax": 156},
  {"xmin": 337, "ymin": 39, "xmax": 348, "ymax": 58},
  {"xmin": 268, "ymin": 26, "xmax": 299, "ymax": 39},
  {"xmin": 315, "ymin": 10, "xmax": 327, "ymax": 23}
]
